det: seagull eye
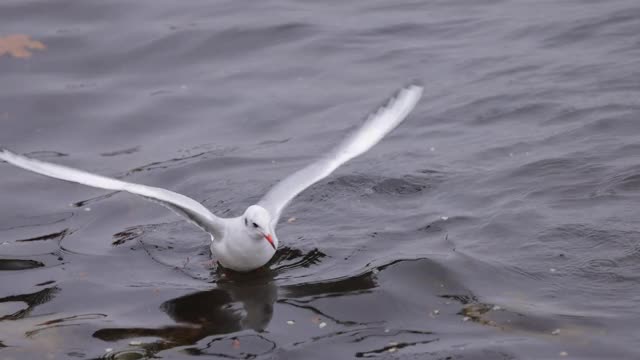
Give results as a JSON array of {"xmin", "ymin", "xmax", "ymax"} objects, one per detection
[{"xmin": 252, "ymin": 222, "xmax": 259, "ymax": 228}]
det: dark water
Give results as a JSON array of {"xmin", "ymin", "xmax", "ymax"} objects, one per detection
[{"xmin": 1, "ymin": 0, "xmax": 640, "ymax": 359}]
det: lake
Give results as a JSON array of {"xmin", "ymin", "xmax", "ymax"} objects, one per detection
[{"xmin": 1, "ymin": 0, "xmax": 640, "ymax": 359}]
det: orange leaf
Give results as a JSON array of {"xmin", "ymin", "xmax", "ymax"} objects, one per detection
[{"xmin": 0, "ymin": 34, "xmax": 46, "ymax": 58}]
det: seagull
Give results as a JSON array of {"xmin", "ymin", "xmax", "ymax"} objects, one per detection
[{"xmin": 0, "ymin": 84, "xmax": 423, "ymax": 272}]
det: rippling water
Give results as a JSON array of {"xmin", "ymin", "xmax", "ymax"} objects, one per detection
[{"xmin": 1, "ymin": 0, "xmax": 640, "ymax": 359}]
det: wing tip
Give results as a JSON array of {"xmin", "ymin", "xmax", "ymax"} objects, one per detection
[
  {"xmin": 0, "ymin": 146, "xmax": 13, "ymax": 162},
  {"xmin": 365, "ymin": 81, "xmax": 423, "ymax": 123},
  {"xmin": 400, "ymin": 81, "xmax": 424, "ymax": 101},
  {"xmin": 404, "ymin": 79, "xmax": 424, "ymax": 90}
]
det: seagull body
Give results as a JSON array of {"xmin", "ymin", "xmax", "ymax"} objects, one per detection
[{"xmin": 0, "ymin": 84, "xmax": 423, "ymax": 272}]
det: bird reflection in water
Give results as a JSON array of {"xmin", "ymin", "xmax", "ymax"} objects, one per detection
[
  {"xmin": 92, "ymin": 245, "xmax": 325, "ymax": 355},
  {"xmin": 93, "ymin": 268, "xmax": 277, "ymax": 353}
]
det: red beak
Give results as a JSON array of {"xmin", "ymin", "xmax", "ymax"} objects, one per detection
[{"xmin": 264, "ymin": 234, "xmax": 276, "ymax": 250}]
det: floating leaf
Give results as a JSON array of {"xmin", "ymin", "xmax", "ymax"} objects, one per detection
[{"xmin": 0, "ymin": 34, "xmax": 46, "ymax": 58}]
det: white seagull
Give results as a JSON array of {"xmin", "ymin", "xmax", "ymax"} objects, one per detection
[{"xmin": 0, "ymin": 84, "xmax": 423, "ymax": 272}]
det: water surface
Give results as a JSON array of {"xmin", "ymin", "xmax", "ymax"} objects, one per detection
[{"xmin": 1, "ymin": 0, "xmax": 640, "ymax": 359}]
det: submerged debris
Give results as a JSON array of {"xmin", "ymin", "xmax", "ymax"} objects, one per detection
[{"xmin": 460, "ymin": 303, "xmax": 497, "ymax": 327}]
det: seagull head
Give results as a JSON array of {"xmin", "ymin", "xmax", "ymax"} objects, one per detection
[{"xmin": 243, "ymin": 205, "xmax": 277, "ymax": 250}]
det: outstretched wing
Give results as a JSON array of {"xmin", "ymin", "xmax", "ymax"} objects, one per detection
[
  {"xmin": 259, "ymin": 83, "xmax": 423, "ymax": 227},
  {"xmin": 0, "ymin": 149, "xmax": 226, "ymax": 239}
]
